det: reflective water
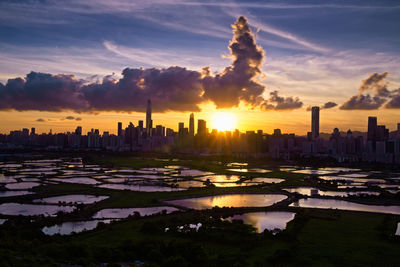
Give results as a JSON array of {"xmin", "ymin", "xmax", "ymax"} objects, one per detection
[
  {"xmin": 283, "ymin": 187, "xmax": 380, "ymax": 197},
  {"xmin": 51, "ymin": 177, "xmax": 100, "ymax": 185},
  {"xmin": 226, "ymin": 211, "xmax": 296, "ymax": 233},
  {"xmin": 249, "ymin": 177, "xmax": 285, "ymax": 184},
  {"xmin": 174, "ymin": 169, "xmax": 214, "ymax": 177},
  {"xmin": 92, "ymin": 206, "xmax": 179, "ymax": 219},
  {"xmin": 0, "ymin": 219, "xmax": 7, "ymax": 225},
  {"xmin": 5, "ymin": 182, "xmax": 41, "ymax": 190},
  {"xmin": 171, "ymin": 180, "xmax": 206, "ymax": 188},
  {"xmin": 98, "ymin": 183, "xmax": 186, "ymax": 192},
  {"xmin": 164, "ymin": 194, "xmax": 288, "ymax": 210},
  {"xmin": 34, "ymin": 195, "xmax": 109, "ymax": 204},
  {"xmin": 339, "ymin": 173, "xmax": 369, "ymax": 178},
  {"xmin": 0, "ymin": 190, "xmax": 34, "ymax": 197},
  {"xmin": 42, "ymin": 220, "xmax": 112, "ymax": 235},
  {"xmin": 396, "ymin": 223, "xmax": 400, "ymax": 236},
  {"xmin": 290, "ymin": 198, "xmax": 400, "ymax": 215},
  {"xmin": 0, "ymin": 203, "xmax": 75, "ymax": 216},
  {"xmin": 196, "ymin": 175, "xmax": 241, "ymax": 183},
  {"xmin": 292, "ymin": 169, "xmax": 336, "ymax": 175}
]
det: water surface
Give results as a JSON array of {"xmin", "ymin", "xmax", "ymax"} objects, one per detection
[
  {"xmin": 0, "ymin": 203, "xmax": 75, "ymax": 216},
  {"xmin": 34, "ymin": 195, "xmax": 109, "ymax": 204},
  {"xmin": 93, "ymin": 206, "xmax": 179, "ymax": 219},
  {"xmin": 290, "ymin": 198, "xmax": 400, "ymax": 215},
  {"xmin": 42, "ymin": 220, "xmax": 112, "ymax": 235},
  {"xmin": 226, "ymin": 211, "xmax": 295, "ymax": 233},
  {"xmin": 164, "ymin": 194, "xmax": 287, "ymax": 210}
]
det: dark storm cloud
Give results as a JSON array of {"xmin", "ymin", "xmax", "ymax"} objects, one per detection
[
  {"xmin": 36, "ymin": 118, "xmax": 45, "ymax": 122},
  {"xmin": 0, "ymin": 72, "xmax": 88, "ymax": 112},
  {"xmin": 83, "ymin": 66, "xmax": 203, "ymax": 112},
  {"xmin": 202, "ymin": 16, "xmax": 266, "ymax": 108},
  {"xmin": 359, "ymin": 72, "xmax": 389, "ymax": 96},
  {"xmin": 261, "ymin": 91, "xmax": 303, "ymax": 110},
  {"xmin": 0, "ymin": 16, "xmax": 302, "ymax": 113}
]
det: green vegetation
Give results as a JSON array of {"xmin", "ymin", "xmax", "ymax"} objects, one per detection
[{"xmin": 0, "ymin": 153, "xmax": 399, "ymax": 266}]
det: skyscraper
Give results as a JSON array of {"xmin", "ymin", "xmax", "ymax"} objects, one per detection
[
  {"xmin": 117, "ymin": 122, "xmax": 122, "ymax": 137},
  {"xmin": 367, "ymin": 116, "xmax": 377, "ymax": 142},
  {"xmin": 189, "ymin": 113, "xmax": 195, "ymax": 136},
  {"xmin": 311, "ymin": 106, "xmax": 319, "ymax": 140},
  {"xmin": 198, "ymin": 119, "xmax": 206, "ymax": 135},
  {"xmin": 146, "ymin": 99, "xmax": 152, "ymax": 136}
]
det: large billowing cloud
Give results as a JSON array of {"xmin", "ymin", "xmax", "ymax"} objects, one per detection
[
  {"xmin": 0, "ymin": 16, "xmax": 302, "ymax": 113},
  {"xmin": 340, "ymin": 72, "xmax": 398, "ymax": 110},
  {"xmin": 261, "ymin": 90, "xmax": 303, "ymax": 110},
  {"xmin": 202, "ymin": 16, "xmax": 265, "ymax": 108}
]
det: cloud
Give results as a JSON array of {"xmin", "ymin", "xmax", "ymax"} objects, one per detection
[
  {"xmin": 321, "ymin": 101, "xmax": 337, "ymax": 109},
  {"xmin": 340, "ymin": 94, "xmax": 386, "ymax": 110},
  {"xmin": 340, "ymin": 72, "xmax": 395, "ymax": 110},
  {"xmin": 0, "ymin": 72, "xmax": 87, "ymax": 112},
  {"xmin": 64, "ymin": 116, "xmax": 82, "ymax": 121},
  {"xmin": 36, "ymin": 118, "xmax": 45, "ymax": 122},
  {"xmin": 0, "ymin": 16, "xmax": 301, "ymax": 113},
  {"xmin": 202, "ymin": 16, "xmax": 265, "ymax": 108},
  {"xmin": 261, "ymin": 90, "xmax": 303, "ymax": 110}
]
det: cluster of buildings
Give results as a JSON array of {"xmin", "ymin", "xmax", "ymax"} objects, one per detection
[{"xmin": 1, "ymin": 101, "xmax": 400, "ymax": 163}]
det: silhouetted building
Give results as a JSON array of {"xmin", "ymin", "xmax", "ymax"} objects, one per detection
[
  {"xmin": 311, "ymin": 106, "xmax": 319, "ymax": 140},
  {"xmin": 146, "ymin": 99, "xmax": 152, "ymax": 136},
  {"xmin": 189, "ymin": 113, "xmax": 195, "ymax": 136},
  {"xmin": 197, "ymin": 119, "xmax": 206, "ymax": 135},
  {"xmin": 117, "ymin": 122, "xmax": 122, "ymax": 137}
]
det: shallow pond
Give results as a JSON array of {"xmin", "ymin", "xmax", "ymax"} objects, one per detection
[
  {"xmin": 92, "ymin": 206, "xmax": 179, "ymax": 219},
  {"xmin": 290, "ymin": 198, "xmax": 400, "ymax": 215},
  {"xmin": 173, "ymin": 169, "xmax": 214, "ymax": 177},
  {"xmin": 51, "ymin": 177, "xmax": 101, "ymax": 185},
  {"xmin": 34, "ymin": 195, "xmax": 109, "ymax": 204},
  {"xmin": 164, "ymin": 194, "xmax": 288, "ymax": 210},
  {"xmin": 98, "ymin": 184, "xmax": 186, "ymax": 192},
  {"xmin": 0, "ymin": 190, "xmax": 34, "ymax": 197},
  {"xmin": 283, "ymin": 187, "xmax": 380, "ymax": 197},
  {"xmin": 196, "ymin": 175, "xmax": 241, "ymax": 183},
  {"xmin": 225, "ymin": 211, "xmax": 296, "ymax": 233},
  {"xmin": 0, "ymin": 203, "xmax": 75, "ymax": 216},
  {"xmin": 5, "ymin": 182, "xmax": 41, "ymax": 190},
  {"xmin": 248, "ymin": 177, "xmax": 285, "ymax": 184},
  {"xmin": 42, "ymin": 220, "xmax": 112, "ymax": 235}
]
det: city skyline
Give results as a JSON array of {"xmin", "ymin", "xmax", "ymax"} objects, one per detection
[{"xmin": 1, "ymin": 1, "xmax": 400, "ymax": 134}]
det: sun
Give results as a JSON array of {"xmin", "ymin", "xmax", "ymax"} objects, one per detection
[{"xmin": 211, "ymin": 112, "xmax": 237, "ymax": 132}]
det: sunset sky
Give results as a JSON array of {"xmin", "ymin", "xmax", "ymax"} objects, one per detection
[{"xmin": 0, "ymin": 0, "xmax": 399, "ymax": 135}]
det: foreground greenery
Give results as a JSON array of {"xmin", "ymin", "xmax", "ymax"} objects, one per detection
[{"xmin": 0, "ymin": 152, "xmax": 399, "ymax": 266}]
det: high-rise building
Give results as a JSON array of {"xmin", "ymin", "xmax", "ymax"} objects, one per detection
[
  {"xmin": 367, "ymin": 116, "xmax": 377, "ymax": 141},
  {"xmin": 178, "ymin": 122, "xmax": 184, "ymax": 135},
  {"xmin": 197, "ymin": 119, "xmax": 206, "ymax": 135},
  {"xmin": 75, "ymin": 126, "xmax": 82, "ymax": 136},
  {"xmin": 189, "ymin": 113, "xmax": 195, "ymax": 136},
  {"xmin": 146, "ymin": 99, "xmax": 152, "ymax": 136},
  {"xmin": 31, "ymin": 127, "xmax": 35, "ymax": 135},
  {"xmin": 117, "ymin": 122, "xmax": 122, "ymax": 137},
  {"xmin": 311, "ymin": 106, "xmax": 319, "ymax": 140}
]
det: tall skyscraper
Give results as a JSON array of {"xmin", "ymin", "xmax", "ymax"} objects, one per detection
[
  {"xmin": 146, "ymin": 99, "xmax": 152, "ymax": 136},
  {"xmin": 178, "ymin": 122, "xmax": 184, "ymax": 135},
  {"xmin": 311, "ymin": 106, "xmax": 319, "ymax": 140},
  {"xmin": 198, "ymin": 119, "xmax": 206, "ymax": 135},
  {"xmin": 367, "ymin": 116, "xmax": 377, "ymax": 141},
  {"xmin": 189, "ymin": 113, "xmax": 195, "ymax": 136},
  {"xmin": 117, "ymin": 122, "xmax": 122, "ymax": 137}
]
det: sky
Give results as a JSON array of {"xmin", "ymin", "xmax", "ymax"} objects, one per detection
[{"xmin": 0, "ymin": 0, "xmax": 399, "ymax": 135}]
